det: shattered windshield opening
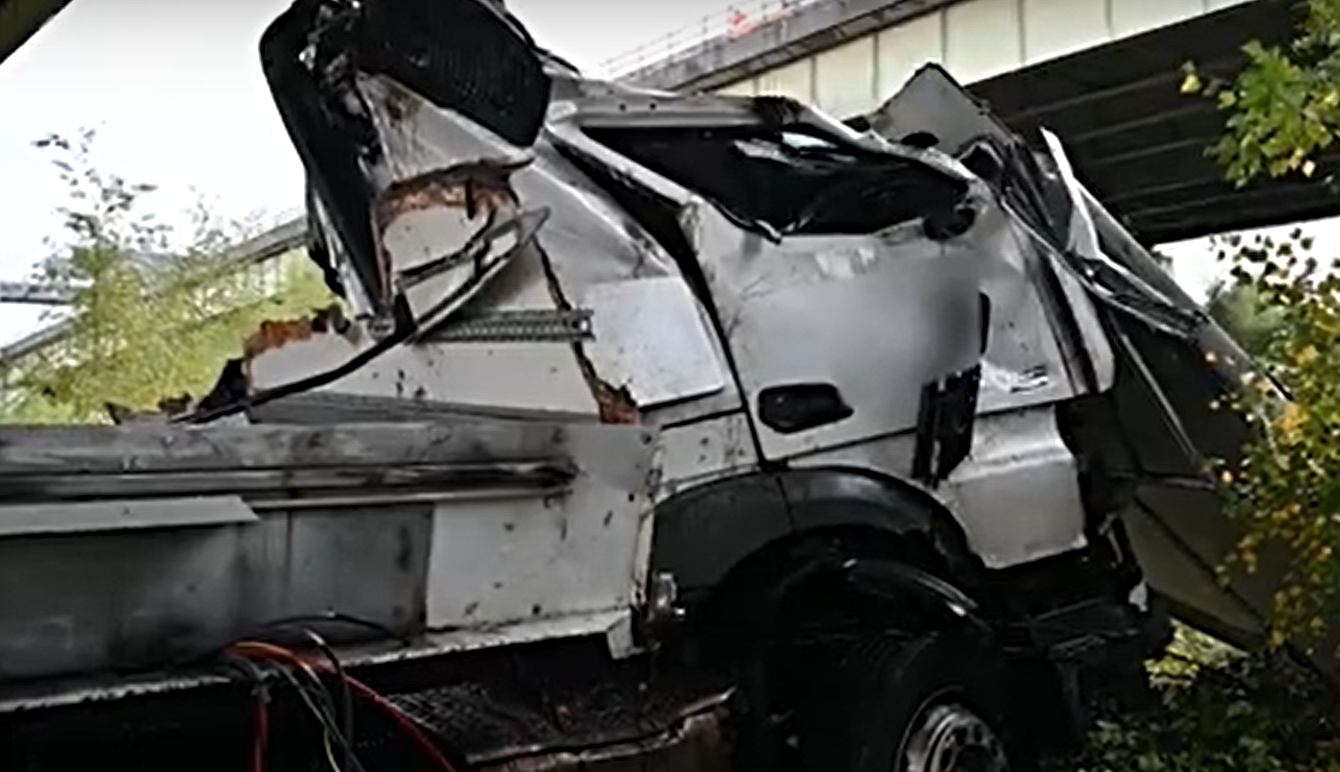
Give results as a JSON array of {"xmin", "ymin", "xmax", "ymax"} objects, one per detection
[{"xmin": 583, "ymin": 125, "xmax": 968, "ymax": 236}]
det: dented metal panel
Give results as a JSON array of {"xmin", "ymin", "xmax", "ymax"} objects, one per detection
[
  {"xmin": 683, "ymin": 200, "xmax": 981, "ymax": 461},
  {"xmin": 425, "ymin": 421, "xmax": 658, "ymax": 630},
  {"xmin": 939, "ymin": 407, "xmax": 1089, "ymax": 567},
  {"xmin": 580, "ymin": 278, "xmax": 728, "ymax": 409}
]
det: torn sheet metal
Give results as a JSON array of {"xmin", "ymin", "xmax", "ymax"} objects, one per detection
[
  {"xmin": 243, "ymin": 303, "xmax": 356, "ymax": 359},
  {"xmin": 359, "ymin": 73, "xmax": 539, "ymax": 320},
  {"xmin": 861, "ymin": 64, "xmax": 1119, "ymax": 394},
  {"xmin": 579, "ymin": 277, "xmax": 728, "ymax": 409}
]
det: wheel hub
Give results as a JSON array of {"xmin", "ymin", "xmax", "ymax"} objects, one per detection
[{"xmin": 902, "ymin": 703, "xmax": 1008, "ymax": 772}]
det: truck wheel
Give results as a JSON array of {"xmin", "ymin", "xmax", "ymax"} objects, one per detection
[{"xmin": 796, "ymin": 631, "xmax": 1012, "ymax": 772}]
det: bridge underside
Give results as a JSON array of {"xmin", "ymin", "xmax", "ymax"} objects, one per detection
[
  {"xmin": 970, "ymin": 0, "xmax": 1308, "ymax": 244},
  {"xmin": 0, "ymin": 0, "xmax": 70, "ymax": 67}
]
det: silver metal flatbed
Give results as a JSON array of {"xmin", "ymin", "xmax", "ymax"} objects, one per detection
[{"xmin": 0, "ymin": 418, "xmax": 658, "ymax": 690}]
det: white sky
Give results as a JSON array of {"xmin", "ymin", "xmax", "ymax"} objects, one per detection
[{"xmin": 0, "ymin": 0, "xmax": 1333, "ymax": 346}]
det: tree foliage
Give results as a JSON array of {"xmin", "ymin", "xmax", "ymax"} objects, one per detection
[
  {"xmin": 1078, "ymin": 624, "xmax": 1340, "ymax": 772},
  {"xmin": 1204, "ymin": 272, "xmax": 1288, "ymax": 360},
  {"xmin": 1182, "ymin": 0, "xmax": 1340, "ymax": 186},
  {"xmin": 0, "ymin": 129, "xmax": 335, "ymax": 423},
  {"xmin": 1076, "ymin": 4, "xmax": 1340, "ymax": 769},
  {"xmin": 1179, "ymin": 0, "xmax": 1340, "ymax": 649},
  {"xmin": 1210, "ymin": 227, "xmax": 1340, "ymax": 651}
]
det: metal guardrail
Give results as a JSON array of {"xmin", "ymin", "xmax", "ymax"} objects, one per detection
[
  {"xmin": 1, "ymin": 206, "xmax": 310, "ymax": 308},
  {"xmin": 594, "ymin": 0, "xmax": 824, "ymax": 80},
  {"xmin": 0, "ymin": 215, "xmax": 310, "ymax": 365},
  {"xmin": 0, "ymin": 281, "xmax": 74, "ymax": 306}
]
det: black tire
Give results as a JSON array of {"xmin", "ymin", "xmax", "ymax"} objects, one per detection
[{"xmin": 793, "ymin": 630, "xmax": 1013, "ymax": 772}]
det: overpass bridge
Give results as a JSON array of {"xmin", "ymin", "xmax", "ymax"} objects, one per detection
[{"xmin": 604, "ymin": 0, "xmax": 1311, "ymax": 246}]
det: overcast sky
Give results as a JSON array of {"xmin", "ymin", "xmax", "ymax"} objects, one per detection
[{"xmin": 0, "ymin": 0, "xmax": 1320, "ymax": 347}]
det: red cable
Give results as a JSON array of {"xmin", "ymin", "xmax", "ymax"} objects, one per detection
[
  {"xmin": 340, "ymin": 672, "xmax": 460, "ymax": 772},
  {"xmin": 231, "ymin": 641, "xmax": 458, "ymax": 772},
  {"xmin": 252, "ymin": 691, "xmax": 270, "ymax": 772}
]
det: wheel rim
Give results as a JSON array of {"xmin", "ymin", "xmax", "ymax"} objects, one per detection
[{"xmin": 901, "ymin": 702, "xmax": 1008, "ymax": 772}]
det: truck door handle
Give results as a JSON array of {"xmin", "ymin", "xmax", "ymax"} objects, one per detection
[{"xmin": 757, "ymin": 383, "xmax": 854, "ymax": 434}]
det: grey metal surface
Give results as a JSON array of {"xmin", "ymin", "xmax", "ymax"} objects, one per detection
[
  {"xmin": 939, "ymin": 407, "xmax": 1088, "ymax": 568},
  {"xmin": 423, "ymin": 420, "xmax": 658, "ymax": 630},
  {"xmin": 0, "ymin": 419, "xmax": 601, "ymax": 476},
  {"xmin": 684, "ymin": 200, "xmax": 981, "ymax": 461},
  {"xmin": 0, "ymin": 419, "xmax": 658, "ymax": 683}
]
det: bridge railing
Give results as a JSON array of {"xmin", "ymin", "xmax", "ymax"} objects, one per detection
[{"xmin": 595, "ymin": 0, "xmax": 824, "ymax": 80}]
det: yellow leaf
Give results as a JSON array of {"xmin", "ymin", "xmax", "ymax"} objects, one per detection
[
  {"xmin": 1180, "ymin": 72, "xmax": 1203, "ymax": 94},
  {"xmin": 1304, "ymin": 159, "xmax": 1318, "ymax": 177}
]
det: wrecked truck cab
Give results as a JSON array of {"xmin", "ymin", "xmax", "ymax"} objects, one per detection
[
  {"xmin": 253, "ymin": 0, "xmax": 1003, "ymax": 444},
  {"xmin": 93, "ymin": 0, "xmax": 1302, "ymax": 767},
  {"xmin": 4, "ymin": 0, "xmax": 1313, "ymax": 769},
  {"xmin": 254, "ymin": 0, "xmax": 1140, "ymax": 606}
]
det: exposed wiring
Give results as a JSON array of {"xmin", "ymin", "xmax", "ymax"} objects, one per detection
[
  {"xmin": 231, "ymin": 640, "xmax": 459, "ymax": 772},
  {"xmin": 225, "ymin": 653, "xmax": 272, "ymax": 772},
  {"xmin": 255, "ymin": 657, "xmax": 362, "ymax": 772},
  {"xmin": 325, "ymin": 732, "xmax": 343, "ymax": 772},
  {"xmin": 254, "ymin": 690, "xmax": 272, "ymax": 772},
  {"xmin": 228, "ymin": 647, "xmax": 361, "ymax": 772},
  {"xmin": 341, "ymin": 670, "xmax": 459, "ymax": 772},
  {"xmin": 294, "ymin": 628, "xmax": 356, "ymax": 772}
]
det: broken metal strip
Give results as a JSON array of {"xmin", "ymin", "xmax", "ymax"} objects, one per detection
[
  {"xmin": 1110, "ymin": 321, "xmax": 1205, "ymax": 470},
  {"xmin": 246, "ymin": 484, "xmax": 571, "ymax": 510},
  {"xmin": 408, "ymin": 207, "xmax": 552, "ymax": 332},
  {"xmin": 0, "ymin": 461, "xmax": 575, "ymax": 504},
  {"xmin": 419, "ymin": 308, "xmax": 594, "ymax": 343},
  {"xmin": 0, "ymin": 496, "xmax": 258, "ymax": 538},
  {"xmin": 1006, "ymin": 206, "xmax": 1199, "ymax": 339},
  {"xmin": 0, "ymin": 421, "xmax": 593, "ymax": 475}
]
